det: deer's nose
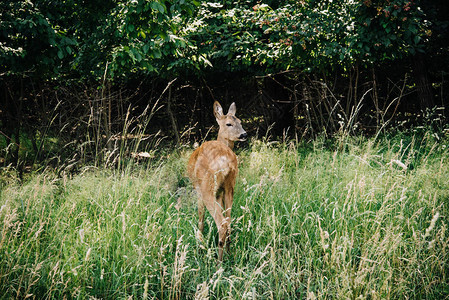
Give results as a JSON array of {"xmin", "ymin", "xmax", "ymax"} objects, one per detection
[{"xmin": 239, "ymin": 132, "xmax": 248, "ymax": 140}]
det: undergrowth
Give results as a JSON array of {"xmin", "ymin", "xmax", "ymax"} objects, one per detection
[{"xmin": 0, "ymin": 132, "xmax": 448, "ymax": 299}]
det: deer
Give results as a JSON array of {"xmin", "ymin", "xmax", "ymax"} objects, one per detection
[{"xmin": 187, "ymin": 101, "xmax": 247, "ymax": 261}]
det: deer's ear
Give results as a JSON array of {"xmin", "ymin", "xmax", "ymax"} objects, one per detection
[
  {"xmin": 214, "ymin": 101, "xmax": 224, "ymax": 119},
  {"xmin": 227, "ymin": 102, "xmax": 236, "ymax": 116}
]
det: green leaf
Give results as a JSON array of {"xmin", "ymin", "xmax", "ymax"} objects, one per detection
[
  {"xmin": 153, "ymin": 48, "xmax": 162, "ymax": 59},
  {"xmin": 135, "ymin": 50, "xmax": 142, "ymax": 62},
  {"xmin": 150, "ymin": 2, "xmax": 165, "ymax": 13},
  {"xmin": 414, "ymin": 35, "xmax": 421, "ymax": 45},
  {"xmin": 57, "ymin": 50, "xmax": 64, "ymax": 59},
  {"xmin": 143, "ymin": 44, "xmax": 150, "ymax": 54}
]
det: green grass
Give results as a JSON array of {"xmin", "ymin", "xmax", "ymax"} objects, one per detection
[{"xmin": 1, "ymin": 132, "xmax": 448, "ymax": 299}]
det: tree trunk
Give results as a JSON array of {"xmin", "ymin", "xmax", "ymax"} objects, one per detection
[
  {"xmin": 167, "ymin": 84, "xmax": 180, "ymax": 145},
  {"xmin": 413, "ymin": 53, "xmax": 434, "ymax": 110}
]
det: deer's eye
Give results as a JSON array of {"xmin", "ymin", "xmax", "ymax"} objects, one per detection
[{"xmin": 226, "ymin": 123, "xmax": 232, "ymax": 127}]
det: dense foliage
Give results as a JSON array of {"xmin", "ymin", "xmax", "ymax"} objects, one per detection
[
  {"xmin": 187, "ymin": 0, "xmax": 430, "ymax": 73},
  {"xmin": 0, "ymin": 0, "xmax": 201, "ymax": 79},
  {"xmin": 0, "ymin": 0, "xmax": 432, "ymax": 78}
]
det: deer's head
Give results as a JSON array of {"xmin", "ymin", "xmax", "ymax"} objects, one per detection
[{"xmin": 214, "ymin": 101, "xmax": 247, "ymax": 143}]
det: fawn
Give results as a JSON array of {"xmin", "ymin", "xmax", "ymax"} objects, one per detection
[{"xmin": 187, "ymin": 101, "xmax": 247, "ymax": 261}]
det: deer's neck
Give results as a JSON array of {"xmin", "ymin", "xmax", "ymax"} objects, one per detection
[{"xmin": 217, "ymin": 136, "xmax": 234, "ymax": 150}]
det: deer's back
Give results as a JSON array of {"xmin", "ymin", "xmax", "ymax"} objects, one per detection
[{"xmin": 188, "ymin": 141, "xmax": 238, "ymax": 188}]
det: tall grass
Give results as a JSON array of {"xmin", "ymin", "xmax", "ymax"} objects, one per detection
[{"xmin": 0, "ymin": 132, "xmax": 448, "ymax": 299}]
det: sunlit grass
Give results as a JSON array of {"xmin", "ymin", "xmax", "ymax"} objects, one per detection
[{"xmin": 1, "ymin": 132, "xmax": 448, "ymax": 299}]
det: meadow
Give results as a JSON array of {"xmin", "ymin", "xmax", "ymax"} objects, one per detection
[{"xmin": 0, "ymin": 132, "xmax": 448, "ymax": 299}]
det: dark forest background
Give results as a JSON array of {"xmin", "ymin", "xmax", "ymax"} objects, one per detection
[{"xmin": 1, "ymin": 0, "xmax": 448, "ymax": 172}]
